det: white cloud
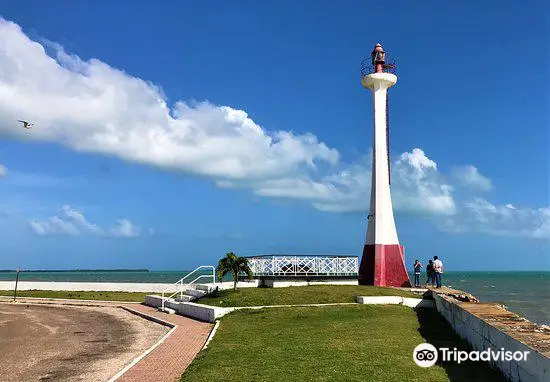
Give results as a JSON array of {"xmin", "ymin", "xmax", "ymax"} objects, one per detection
[
  {"xmin": 391, "ymin": 149, "xmax": 456, "ymax": 216},
  {"xmin": 0, "ymin": 164, "xmax": 7, "ymax": 177},
  {"xmin": 452, "ymin": 165, "xmax": 493, "ymax": 192},
  {"xmin": 0, "ymin": 19, "xmax": 455, "ymax": 219},
  {"xmin": 442, "ymin": 198, "xmax": 549, "ymax": 239},
  {"xmin": 0, "ymin": 18, "xmax": 547, "ymax": 240},
  {"xmin": 30, "ymin": 216, "xmax": 78, "ymax": 236},
  {"xmin": 0, "ymin": 18, "xmax": 338, "ymax": 184},
  {"xmin": 29, "ymin": 205, "xmax": 142, "ymax": 238},
  {"xmin": 110, "ymin": 219, "xmax": 140, "ymax": 238},
  {"xmin": 61, "ymin": 205, "xmax": 102, "ymax": 234}
]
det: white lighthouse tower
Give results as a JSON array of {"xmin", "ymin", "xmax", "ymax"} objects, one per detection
[{"xmin": 358, "ymin": 43, "xmax": 411, "ymax": 287}]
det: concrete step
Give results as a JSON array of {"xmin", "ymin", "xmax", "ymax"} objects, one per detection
[
  {"xmin": 175, "ymin": 295, "xmax": 194, "ymax": 302},
  {"xmin": 184, "ymin": 289, "xmax": 207, "ymax": 298},
  {"xmin": 194, "ymin": 283, "xmax": 217, "ymax": 293}
]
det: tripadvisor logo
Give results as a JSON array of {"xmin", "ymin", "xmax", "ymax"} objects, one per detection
[
  {"xmin": 413, "ymin": 343, "xmax": 438, "ymax": 367},
  {"xmin": 413, "ymin": 343, "xmax": 530, "ymax": 367}
]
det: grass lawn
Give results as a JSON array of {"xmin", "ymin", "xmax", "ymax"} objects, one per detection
[
  {"xmin": 0, "ymin": 290, "xmax": 151, "ymax": 302},
  {"xmin": 199, "ymin": 285, "xmax": 420, "ymax": 307},
  {"xmin": 181, "ymin": 305, "xmax": 504, "ymax": 382}
]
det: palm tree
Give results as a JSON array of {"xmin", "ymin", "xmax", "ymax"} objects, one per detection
[{"xmin": 216, "ymin": 252, "xmax": 253, "ymax": 291}]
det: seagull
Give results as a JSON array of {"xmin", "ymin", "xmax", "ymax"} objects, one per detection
[{"xmin": 17, "ymin": 120, "xmax": 34, "ymax": 129}]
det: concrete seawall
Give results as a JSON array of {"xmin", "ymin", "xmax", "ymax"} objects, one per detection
[{"xmin": 431, "ymin": 291, "xmax": 550, "ymax": 382}]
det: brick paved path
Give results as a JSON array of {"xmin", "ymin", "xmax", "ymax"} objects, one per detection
[{"xmin": 116, "ymin": 304, "xmax": 212, "ymax": 382}]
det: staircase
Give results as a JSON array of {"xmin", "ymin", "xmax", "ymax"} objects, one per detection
[{"xmin": 156, "ymin": 266, "xmax": 216, "ymax": 313}]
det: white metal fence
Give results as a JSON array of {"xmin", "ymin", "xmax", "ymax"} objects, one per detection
[{"xmin": 246, "ymin": 255, "xmax": 358, "ymax": 277}]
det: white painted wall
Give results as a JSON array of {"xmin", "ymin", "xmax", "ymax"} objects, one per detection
[
  {"xmin": 263, "ymin": 279, "xmax": 358, "ymax": 288},
  {"xmin": 144, "ymin": 295, "xmax": 233, "ymax": 323},
  {"xmin": 356, "ymin": 295, "xmax": 434, "ymax": 308},
  {"xmin": 362, "ymin": 73, "xmax": 400, "ymax": 245}
]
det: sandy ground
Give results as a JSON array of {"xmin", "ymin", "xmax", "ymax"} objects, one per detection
[
  {"xmin": 0, "ymin": 280, "xmax": 260, "ymax": 292},
  {"xmin": 0, "ymin": 281, "xmax": 174, "ymax": 292},
  {"xmin": 0, "ymin": 303, "xmax": 169, "ymax": 381}
]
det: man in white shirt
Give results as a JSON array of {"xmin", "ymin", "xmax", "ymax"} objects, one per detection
[{"xmin": 433, "ymin": 256, "xmax": 443, "ymax": 288}]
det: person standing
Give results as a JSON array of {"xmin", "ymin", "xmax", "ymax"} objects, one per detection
[
  {"xmin": 433, "ymin": 256, "xmax": 443, "ymax": 288},
  {"xmin": 425, "ymin": 259, "xmax": 435, "ymax": 288},
  {"xmin": 413, "ymin": 259, "xmax": 422, "ymax": 287}
]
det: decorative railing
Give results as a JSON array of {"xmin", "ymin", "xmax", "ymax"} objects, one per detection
[{"xmin": 245, "ymin": 255, "xmax": 358, "ymax": 277}]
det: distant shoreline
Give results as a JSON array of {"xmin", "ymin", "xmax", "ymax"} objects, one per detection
[{"xmin": 0, "ymin": 269, "xmax": 150, "ymax": 273}]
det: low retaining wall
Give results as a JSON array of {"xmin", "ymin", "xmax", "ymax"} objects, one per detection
[
  {"xmin": 261, "ymin": 279, "xmax": 359, "ymax": 288},
  {"xmin": 432, "ymin": 293, "xmax": 549, "ymax": 382},
  {"xmin": 357, "ymin": 296, "xmax": 434, "ymax": 308},
  {"xmin": 145, "ymin": 294, "xmax": 435, "ymax": 323},
  {"xmin": 145, "ymin": 295, "xmax": 233, "ymax": 323}
]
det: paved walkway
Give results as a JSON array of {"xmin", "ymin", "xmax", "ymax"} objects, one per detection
[{"xmin": 116, "ymin": 304, "xmax": 212, "ymax": 382}]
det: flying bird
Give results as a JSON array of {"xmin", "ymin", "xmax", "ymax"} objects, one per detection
[{"xmin": 17, "ymin": 120, "xmax": 34, "ymax": 129}]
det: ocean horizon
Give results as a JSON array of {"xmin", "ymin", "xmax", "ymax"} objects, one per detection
[{"xmin": 1, "ymin": 270, "xmax": 548, "ymax": 326}]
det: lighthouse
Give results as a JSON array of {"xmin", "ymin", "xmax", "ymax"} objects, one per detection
[{"xmin": 358, "ymin": 43, "xmax": 411, "ymax": 287}]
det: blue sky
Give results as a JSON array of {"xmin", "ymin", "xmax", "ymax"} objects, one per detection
[{"xmin": 0, "ymin": 1, "xmax": 548, "ymax": 271}]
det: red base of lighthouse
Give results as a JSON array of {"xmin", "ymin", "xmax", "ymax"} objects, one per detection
[{"xmin": 358, "ymin": 244, "xmax": 411, "ymax": 287}]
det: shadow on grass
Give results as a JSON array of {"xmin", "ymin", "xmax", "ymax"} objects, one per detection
[{"xmin": 415, "ymin": 308, "xmax": 506, "ymax": 382}]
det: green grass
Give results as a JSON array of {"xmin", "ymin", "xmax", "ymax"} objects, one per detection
[
  {"xmin": 0, "ymin": 290, "xmax": 151, "ymax": 302},
  {"xmin": 199, "ymin": 285, "xmax": 420, "ymax": 307},
  {"xmin": 181, "ymin": 306, "xmax": 505, "ymax": 382}
]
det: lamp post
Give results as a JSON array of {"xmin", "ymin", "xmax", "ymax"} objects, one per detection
[{"xmin": 13, "ymin": 267, "xmax": 20, "ymax": 301}]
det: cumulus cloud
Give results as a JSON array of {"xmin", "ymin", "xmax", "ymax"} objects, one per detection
[
  {"xmin": 0, "ymin": 18, "xmax": 547, "ymax": 240},
  {"xmin": 0, "ymin": 18, "xmax": 456, "ymax": 219},
  {"xmin": 110, "ymin": 219, "xmax": 140, "ymax": 238},
  {"xmin": 391, "ymin": 149, "xmax": 455, "ymax": 216},
  {"xmin": 0, "ymin": 164, "xmax": 7, "ymax": 177},
  {"xmin": 216, "ymin": 149, "xmax": 456, "ymax": 216},
  {"xmin": 29, "ymin": 205, "xmax": 145, "ymax": 238},
  {"xmin": 30, "ymin": 216, "xmax": 79, "ymax": 236},
  {"xmin": 0, "ymin": 18, "xmax": 338, "ymax": 183},
  {"xmin": 442, "ymin": 198, "xmax": 550, "ymax": 239},
  {"xmin": 61, "ymin": 205, "xmax": 102, "ymax": 234},
  {"xmin": 452, "ymin": 165, "xmax": 493, "ymax": 192}
]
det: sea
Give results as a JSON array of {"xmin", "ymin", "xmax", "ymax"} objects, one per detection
[{"xmin": 1, "ymin": 270, "xmax": 548, "ymax": 325}]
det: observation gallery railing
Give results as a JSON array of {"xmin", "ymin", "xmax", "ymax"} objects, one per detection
[{"xmin": 245, "ymin": 255, "xmax": 358, "ymax": 277}]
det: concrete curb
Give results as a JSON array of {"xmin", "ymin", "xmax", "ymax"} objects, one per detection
[
  {"xmin": 120, "ymin": 306, "xmax": 176, "ymax": 328},
  {"xmin": 203, "ymin": 321, "xmax": 220, "ymax": 350},
  {"xmin": 144, "ymin": 295, "xmax": 435, "ymax": 322}
]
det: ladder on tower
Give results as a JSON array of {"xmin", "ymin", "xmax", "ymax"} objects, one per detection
[{"xmin": 386, "ymin": 91, "xmax": 391, "ymax": 185}]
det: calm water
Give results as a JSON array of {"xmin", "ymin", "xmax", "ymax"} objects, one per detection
[
  {"xmin": 441, "ymin": 271, "xmax": 549, "ymax": 326},
  {"xmin": 1, "ymin": 270, "xmax": 548, "ymax": 325}
]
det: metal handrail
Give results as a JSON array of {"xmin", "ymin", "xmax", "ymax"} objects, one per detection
[{"xmin": 160, "ymin": 265, "xmax": 215, "ymax": 311}]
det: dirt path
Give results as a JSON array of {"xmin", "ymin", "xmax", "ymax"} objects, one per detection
[{"xmin": 0, "ymin": 303, "xmax": 168, "ymax": 381}]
